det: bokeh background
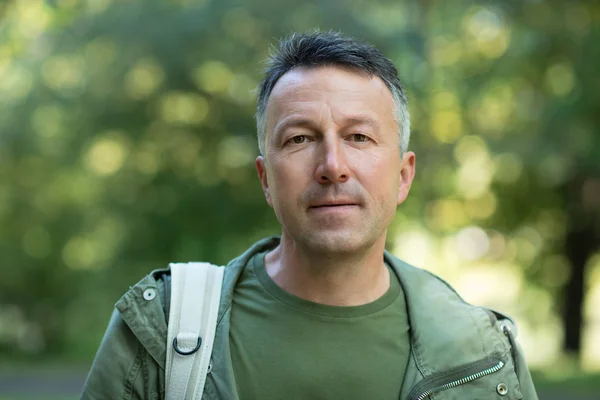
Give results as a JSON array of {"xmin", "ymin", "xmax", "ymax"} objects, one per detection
[{"xmin": 1, "ymin": 0, "xmax": 599, "ymax": 398}]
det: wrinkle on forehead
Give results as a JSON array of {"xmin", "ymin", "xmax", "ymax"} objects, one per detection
[{"xmin": 265, "ymin": 66, "xmax": 395, "ymax": 139}]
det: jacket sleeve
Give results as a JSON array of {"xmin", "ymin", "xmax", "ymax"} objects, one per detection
[
  {"xmin": 81, "ymin": 308, "xmax": 147, "ymax": 400},
  {"xmin": 490, "ymin": 309, "xmax": 539, "ymax": 400},
  {"xmin": 513, "ymin": 339, "xmax": 539, "ymax": 400}
]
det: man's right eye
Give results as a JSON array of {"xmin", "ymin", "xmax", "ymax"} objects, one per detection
[{"xmin": 290, "ymin": 135, "xmax": 307, "ymax": 144}]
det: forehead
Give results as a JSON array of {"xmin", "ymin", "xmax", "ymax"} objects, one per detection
[{"xmin": 266, "ymin": 66, "xmax": 395, "ymax": 124}]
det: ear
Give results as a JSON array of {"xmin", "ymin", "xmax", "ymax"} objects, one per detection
[
  {"xmin": 255, "ymin": 156, "xmax": 273, "ymax": 208},
  {"xmin": 397, "ymin": 151, "xmax": 416, "ymax": 205}
]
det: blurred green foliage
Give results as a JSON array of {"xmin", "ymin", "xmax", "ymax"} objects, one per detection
[{"xmin": 0, "ymin": 0, "xmax": 598, "ymax": 372}]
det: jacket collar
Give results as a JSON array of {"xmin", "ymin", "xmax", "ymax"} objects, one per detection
[
  {"xmin": 383, "ymin": 252, "xmax": 509, "ymax": 378},
  {"xmin": 217, "ymin": 237, "xmax": 280, "ymax": 324},
  {"xmin": 115, "ymin": 272, "xmax": 169, "ymax": 370}
]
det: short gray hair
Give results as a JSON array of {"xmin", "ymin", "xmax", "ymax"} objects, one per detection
[{"xmin": 255, "ymin": 31, "xmax": 410, "ymax": 156}]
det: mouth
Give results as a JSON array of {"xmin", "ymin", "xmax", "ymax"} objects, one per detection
[
  {"xmin": 308, "ymin": 203, "xmax": 359, "ymax": 213},
  {"xmin": 310, "ymin": 204, "xmax": 357, "ymax": 208}
]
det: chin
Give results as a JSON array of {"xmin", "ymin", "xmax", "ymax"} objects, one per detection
[{"xmin": 300, "ymin": 231, "xmax": 373, "ymax": 255}]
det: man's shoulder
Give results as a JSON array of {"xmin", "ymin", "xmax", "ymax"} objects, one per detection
[
  {"xmin": 385, "ymin": 251, "xmax": 522, "ymax": 381},
  {"xmin": 384, "ymin": 250, "xmax": 515, "ymax": 328},
  {"xmin": 116, "ymin": 267, "xmax": 170, "ymax": 310},
  {"xmin": 115, "ymin": 236, "xmax": 281, "ymax": 315},
  {"xmin": 384, "ymin": 251, "xmax": 464, "ymax": 300}
]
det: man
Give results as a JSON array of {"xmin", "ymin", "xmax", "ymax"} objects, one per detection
[{"xmin": 82, "ymin": 31, "xmax": 538, "ymax": 399}]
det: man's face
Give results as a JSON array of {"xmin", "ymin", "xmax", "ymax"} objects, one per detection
[{"xmin": 256, "ymin": 66, "xmax": 415, "ymax": 255}]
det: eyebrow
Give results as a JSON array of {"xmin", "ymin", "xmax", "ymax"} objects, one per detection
[
  {"xmin": 273, "ymin": 115, "xmax": 380, "ymax": 137},
  {"xmin": 343, "ymin": 116, "xmax": 380, "ymax": 128},
  {"xmin": 273, "ymin": 117, "xmax": 316, "ymax": 137}
]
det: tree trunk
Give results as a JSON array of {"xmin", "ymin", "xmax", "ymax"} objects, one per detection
[
  {"xmin": 562, "ymin": 177, "xmax": 600, "ymax": 355},
  {"xmin": 563, "ymin": 224, "xmax": 595, "ymax": 353}
]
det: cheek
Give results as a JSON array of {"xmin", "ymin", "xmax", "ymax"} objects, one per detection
[
  {"xmin": 354, "ymin": 152, "xmax": 398, "ymax": 182},
  {"xmin": 351, "ymin": 152, "xmax": 401, "ymax": 203},
  {"xmin": 267, "ymin": 160, "xmax": 307, "ymax": 204}
]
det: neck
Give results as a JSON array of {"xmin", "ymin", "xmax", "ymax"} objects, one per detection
[{"xmin": 264, "ymin": 233, "xmax": 390, "ymax": 306}]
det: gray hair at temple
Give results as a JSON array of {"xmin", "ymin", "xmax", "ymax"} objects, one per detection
[{"xmin": 255, "ymin": 30, "xmax": 411, "ymax": 156}]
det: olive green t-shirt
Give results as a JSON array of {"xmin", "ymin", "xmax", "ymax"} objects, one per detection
[{"xmin": 229, "ymin": 251, "xmax": 411, "ymax": 399}]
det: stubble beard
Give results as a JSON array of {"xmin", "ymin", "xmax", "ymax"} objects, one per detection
[{"xmin": 288, "ymin": 209, "xmax": 386, "ymax": 259}]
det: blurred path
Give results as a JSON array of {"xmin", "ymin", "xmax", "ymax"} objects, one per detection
[{"xmin": 0, "ymin": 369, "xmax": 86, "ymax": 398}]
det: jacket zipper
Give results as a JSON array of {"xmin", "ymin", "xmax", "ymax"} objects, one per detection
[{"xmin": 407, "ymin": 357, "xmax": 505, "ymax": 400}]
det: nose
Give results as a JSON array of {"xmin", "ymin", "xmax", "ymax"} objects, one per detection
[{"xmin": 315, "ymin": 137, "xmax": 350, "ymax": 184}]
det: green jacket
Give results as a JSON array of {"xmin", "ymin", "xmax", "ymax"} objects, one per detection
[{"xmin": 82, "ymin": 237, "xmax": 538, "ymax": 399}]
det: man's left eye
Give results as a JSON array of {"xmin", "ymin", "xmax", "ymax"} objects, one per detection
[{"xmin": 351, "ymin": 134, "xmax": 369, "ymax": 142}]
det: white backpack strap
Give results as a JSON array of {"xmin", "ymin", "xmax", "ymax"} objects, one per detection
[{"xmin": 165, "ymin": 262, "xmax": 225, "ymax": 400}]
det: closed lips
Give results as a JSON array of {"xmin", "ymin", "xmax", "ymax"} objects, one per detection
[{"xmin": 312, "ymin": 204, "xmax": 355, "ymax": 207}]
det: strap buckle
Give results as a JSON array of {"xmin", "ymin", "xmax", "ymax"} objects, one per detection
[{"xmin": 173, "ymin": 336, "xmax": 202, "ymax": 356}]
